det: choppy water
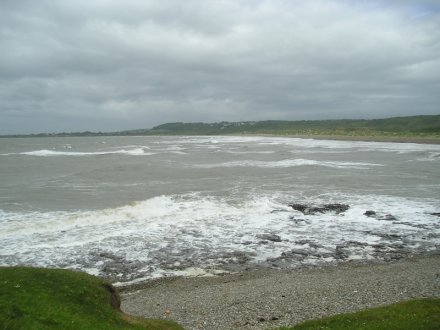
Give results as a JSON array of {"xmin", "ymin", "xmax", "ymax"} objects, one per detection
[{"xmin": 1, "ymin": 136, "xmax": 439, "ymax": 285}]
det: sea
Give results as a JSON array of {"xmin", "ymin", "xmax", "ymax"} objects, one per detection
[{"xmin": 1, "ymin": 136, "xmax": 439, "ymax": 285}]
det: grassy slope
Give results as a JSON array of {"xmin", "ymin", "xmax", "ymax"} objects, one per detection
[
  {"xmin": 0, "ymin": 267, "xmax": 182, "ymax": 330},
  {"xmin": 2, "ymin": 115, "xmax": 439, "ymax": 138},
  {"xmin": 278, "ymin": 299, "xmax": 440, "ymax": 330},
  {"xmin": 151, "ymin": 115, "xmax": 440, "ymax": 137}
]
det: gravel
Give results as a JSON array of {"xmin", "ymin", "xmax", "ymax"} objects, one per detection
[{"xmin": 121, "ymin": 256, "xmax": 440, "ymax": 330}]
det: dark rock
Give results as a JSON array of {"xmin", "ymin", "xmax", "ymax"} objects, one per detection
[
  {"xmin": 270, "ymin": 209, "xmax": 288, "ymax": 214},
  {"xmin": 380, "ymin": 214, "xmax": 398, "ymax": 221},
  {"xmin": 295, "ymin": 239, "xmax": 323, "ymax": 249},
  {"xmin": 335, "ymin": 245, "xmax": 348, "ymax": 259},
  {"xmin": 364, "ymin": 210, "xmax": 376, "ymax": 217},
  {"xmin": 289, "ymin": 216, "xmax": 310, "ymax": 224},
  {"xmin": 289, "ymin": 204, "xmax": 308, "ymax": 213},
  {"xmin": 289, "ymin": 203, "xmax": 349, "ymax": 215},
  {"xmin": 282, "ymin": 249, "xmax": 309, "ymax": 257},
  {"xmin": 257, "ymin": 234, "xmax": 282, "ymax": 242},
  {"xmin": 429, "ymin": 212, "xmax": 440, "ymax": 217},
  {"xmin": 323, "ymin": 204, "xmax": 350, "ymax": 214}
]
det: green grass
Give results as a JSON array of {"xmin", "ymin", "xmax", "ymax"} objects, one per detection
[
  {"xmin": 148, "ymin": 115, "xmax": 440, "ymax": 138},
  {"xmin": 277, "ymin": 298, "xmax": 440, "ymax": 330},
  {"xmin": 2, "ymin": 267, "xmax": 439, "ymax": 330},
  {"xmin": 0, "ymin": 267, "xmax": 183, "ymax": 330}
]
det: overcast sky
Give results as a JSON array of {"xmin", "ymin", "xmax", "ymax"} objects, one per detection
[{"xmin": 1, "ymin": 0, "xmax": 439, "ymax": 134}]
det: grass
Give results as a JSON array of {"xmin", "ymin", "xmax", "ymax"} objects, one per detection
[
  {"xmin": 0, "ymin": 266, "xmax": 183, "ymax": 330},
  {"xmin": 2, "ymin": 266, "xmax": 439, "ymax": 330},
  {"xmin": 277, "ymin": 298, "xmax": 440, "ymax": 330}
]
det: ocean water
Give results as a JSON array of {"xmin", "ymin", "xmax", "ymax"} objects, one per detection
[{"xmin": 0, "ymin": 136, "xmax": 439, "ymax": 285}]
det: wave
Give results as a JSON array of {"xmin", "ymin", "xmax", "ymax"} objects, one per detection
[
  {"xmin": 196, "ymin": 159, "xmax": 384, "ymax": 169},
  {"xmin": 1, "ymin": 193, "xmax": 439, "ymax": 281},
  {"xmin": 4, "ymin": 148, "xmax": 155, "ymax": 157}
]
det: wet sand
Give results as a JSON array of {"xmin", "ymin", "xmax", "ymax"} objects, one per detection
[{"xmin": 121, "ymin": 255, "xmax": 440, "ymax": 330}]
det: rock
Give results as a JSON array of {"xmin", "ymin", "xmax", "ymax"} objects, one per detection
[
  {"xmin": 270, "ymin": 209, "xmax": 288, "ymax": 214},
  {"xmin": 289, "ymin": 217, "xmax": 310, "ymax": 224},
  {"xmin": 289, "ymin": 204, "xmax": 309, "ymax": 213},
  {"xmin": 429, "ymin": 212, "xmax": 440, "ymax": 217},
  {"xmin": 289, "ymin": 203, "xmax": 349, "ymax": 215},
  {"xmin": 380, "ymin": 214, "xmax": 398, "ymax": 221},
  {"xmin": 257, "ymin": 234, "xmax": 282, "ymax": 242},
  {"xmin": 323, "ymin": 204, "xmax": 350, "ymax": 214},
  {"xmin": 335, "ymin": 245, "xmax": 348, "ymax": 260},
  {"xmin": 364, "ymin": 210, "xmax": 376, "ymax": 217}
]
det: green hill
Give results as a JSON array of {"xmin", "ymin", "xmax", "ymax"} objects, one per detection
[
  {"xmin": 150, "ymin": 115, "xmax": 440, "ymax": 137},
  {"xmin": 0, "ymin": 267, "xmax": 182, "ymax": 330},
  {"xmin": 2, "ymin": 115, "xmax": 439, "ymax": 138}
]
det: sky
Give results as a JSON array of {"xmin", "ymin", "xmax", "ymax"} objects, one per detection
[{"xmin": 1, "ymin": 0, "xmax": 439, "ymax": 134}]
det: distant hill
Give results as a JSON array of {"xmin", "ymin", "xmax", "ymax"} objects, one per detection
[
  {"xmin": 149, "ymin": 115, "xmax": 440, "ymax": 137},
  {"xmin": 2, "ymin": 115, "xmax": 439, "ymax": 138}
]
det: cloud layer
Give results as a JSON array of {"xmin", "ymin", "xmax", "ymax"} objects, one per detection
[{"xmin": 1, "ymin": 0, "xmax": 439, "ymax": 134}]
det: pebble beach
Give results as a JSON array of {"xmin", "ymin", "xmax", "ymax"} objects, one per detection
[{"xmin": 121, "ymin": 255, "xmax": 440, "ymax": 330}]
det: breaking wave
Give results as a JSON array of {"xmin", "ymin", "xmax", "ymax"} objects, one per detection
[
  {"xmin": 3, "ymin": 148, "xmax": 154, "ymax": 157},
  {"xmin": 196, "ymin": 159, "xmax": 384, "ymax": 169}
]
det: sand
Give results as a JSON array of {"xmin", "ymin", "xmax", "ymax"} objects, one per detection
[{"xmin": 120, "ymin": 255, "xmax": 440, "ymax": 330}]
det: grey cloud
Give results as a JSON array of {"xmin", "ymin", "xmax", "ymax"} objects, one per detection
[{"xmin": 0, "ymin": 0, "xmax": 439, "ymax": 134}]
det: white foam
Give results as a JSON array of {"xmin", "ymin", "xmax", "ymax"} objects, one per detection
[
  {"xmin": 14, "ymin": 148, "xmax": 154, "ymax": 157},
  {"xmin": 1, "ymin": 192, "xmax": 438, "ymax": 283},
  {"xmin": 164, "ymin": 136, "xmax": 440, "ymax": 154},
  {"xmin": 196, "ymin": 159, "xmax": 384, "ymax": 169}
]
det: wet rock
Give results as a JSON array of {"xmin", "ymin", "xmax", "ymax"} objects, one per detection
[
  {"xmin": 257, "ymin": 234, "xmax": 282, "ymax": 242},
  {"xmin": 364, "ymin": 210, "xmax": 376, "ymax": 217},
  {"xmin": 289, "ymin": 216, "xmax": 310, "ymax": 224},
  {"xmin": 270, "ymin": 209, "xmax": 288, "ymax": 214},
  {"xmin": 289, "ymin": 204, "xmax": 308, "ymax": 213},
  {"xmin": 379, "ymin": 214, "xmax": 398, "ymax": 221},
  {"xmin": 289, "ymin": 203, "xmax": 349, "ymax": 215},
  {"xmin": 282, "ymin": 249, "xmax": 309, "ymax": 257},
  {"xmin": 369, "ymin": 232, "xmax": 402, "ymax": 241},
  {"xmin": 363, "ymin": 212, "xmax": 398, "ymax": 221},
  {"xmin": 335, "ymin": 245, "xmax": 348, "ymax": 260},
  {"xmin": 295, "ymin": 240, "xmax": 324, "ymax": 249}
]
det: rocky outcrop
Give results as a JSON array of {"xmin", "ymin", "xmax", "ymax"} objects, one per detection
[
  {"xmin": 257, "ymin": 234, "xmax": 282, "ymax": 242},
  {"xmin": 363, "ymin": 210, "xmax": 398, "ymax": 221},
  {"xmin": 289, "ymin": 203, "xmax": 349, "ymax": 215},
  {"xmin": 364, "ymin": 210, "xmax": 376, "ymax": 217}
]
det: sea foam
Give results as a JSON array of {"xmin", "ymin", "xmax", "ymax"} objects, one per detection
[{"xmin": 1, "ymin": 193, "xmax": 438, "ymax": 282}]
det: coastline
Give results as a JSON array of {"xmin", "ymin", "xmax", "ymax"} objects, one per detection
[
  {"xmin": 236, "ymin": 133, "xmax": 440, "ymax": 144},
  {"xmin": 121, "ymin": 255, "xmax": 440, "ymax": 330}
]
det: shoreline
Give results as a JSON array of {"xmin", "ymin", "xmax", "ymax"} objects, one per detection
[
  {"xmin": 1, "ymin": 133, "xmax": 439, "ymax": 144},
  {"xmin": 121, "ymin": 255, "xmax": 440, "ymax": 330},
  {"xmin": 235, "ymin": 133, "xmax": 440, "ymax": 144}
]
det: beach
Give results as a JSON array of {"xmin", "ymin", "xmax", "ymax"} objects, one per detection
[{"xmin": 121, "ymin": 255, "xmax": 440, "ymax": 330}]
